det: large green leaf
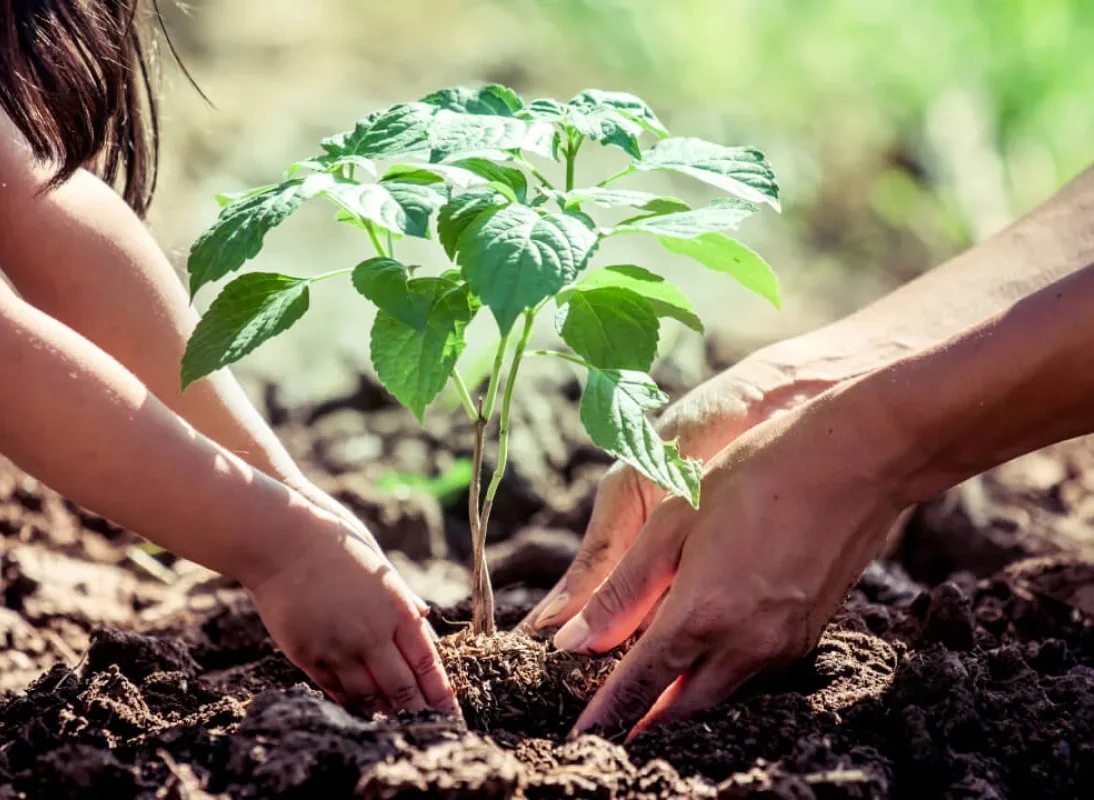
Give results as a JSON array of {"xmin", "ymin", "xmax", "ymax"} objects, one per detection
[
  {"xmin": 321, "ymin": 177, "xmax": 448, "ymax": 238},
  {"xmin": 428, "ymin": 110, "xmax": 535, "ymax": 162},
  {"xmin": 457, "ymin": 205, "xmax": 598, "ymax": 333},
  {"xmin": 369, "ymin": 279, "xmax": 477, "ymax": 421},
  {"xmin": 358, "ymin": 103, "xmax": 437, "ymax": 160},
  {"xmin": 571, "ymin": 265, "xmax": 702, "ymax": 332},
  {"xmin": 437, "ymin": 188, "xmax": 510, "ymax": 259},
  {"xmin": 421, "ymin": 84, "xmax": 523, "ymax": 116},
  {"xmin": 614, "ymin": 198, "xmax": 758, "ymax": 238},
  {"xmin": 580, "ymin": 368, "xmax": 701, "ymax": 506},
  {"xmin": 557, "ymin": 287, "xmax": 659, "ymax": 370},
  {"xmin": 351, "ymin": 257, "xmax": 431, "ymax": 330},
  {"xmin": 560, "ymin": 187, "xmax": 689, "ymax": 214},
  {"xmin": 658, "ymin": 233, "xmax": 780, "ymax": 309},
  {"xmin": 635, "ymin": 138, "xmax": 780, "ymax": 210},
  {"xmin": 188, "ymin": 174, "xmax": 332, "ymax": 295},
  {"xmin": 320, "ymin": 109, "xmax": 386, "ymax": 156},
  {"xmin": 181, "ymin": 273, "xmax": 310, "ymax": 389}
]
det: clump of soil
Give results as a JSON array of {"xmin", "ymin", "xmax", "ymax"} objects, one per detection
[{"xmin": 438, "ymin": 628, "xmax": 620, "ymax": 736}]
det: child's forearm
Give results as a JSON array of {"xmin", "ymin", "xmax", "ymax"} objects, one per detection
[
  {"xmin": 0, "ymin": 164, "xmax": 308, "ymax": 489},
  {"xmin": 0, "ymin": 282, "xmax": 349, "ymax": 585}
]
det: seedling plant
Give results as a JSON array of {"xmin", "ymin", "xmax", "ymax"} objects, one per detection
[{"xmin": 181, "ymin": 84, "xmax": 781, "ymax": 636}]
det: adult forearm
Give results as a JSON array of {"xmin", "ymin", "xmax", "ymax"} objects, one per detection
[
  {"xmin": 852, "ymin": 261, "xmax": 1094, "ymax": 505},
  {"xmin": 766, "ymin": 165, "xmax": 1094, "ymax": 386},
  {"xmin": 0, "ymin": 287, "xmax": 338, "ymax": 585}
]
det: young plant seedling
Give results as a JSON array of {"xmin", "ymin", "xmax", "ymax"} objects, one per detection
[{"xmin": 181, "ymin": 84, "xmax": 781, "ymax": 636}]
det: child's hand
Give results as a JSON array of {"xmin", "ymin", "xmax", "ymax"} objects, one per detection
[{"xmin": 243, "ymin": 523, "xmax": 460, "ymax": 717}]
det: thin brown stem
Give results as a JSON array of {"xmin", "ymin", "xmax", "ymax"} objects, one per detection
[{"xmin": 468, "ymin": 397, "xmax": 495, "ymax": 635}]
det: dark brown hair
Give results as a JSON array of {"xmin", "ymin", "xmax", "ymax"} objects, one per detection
[{"xmin": 0, "ymin": 0, "xmax": 164, "ymax": 216}]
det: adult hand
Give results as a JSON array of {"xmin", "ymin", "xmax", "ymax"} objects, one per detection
[
  {"xmin": 556, "ymin": 380, "xmax": 910, "ymax": 735},
  {"xmin": 244, "ymin": 521, "xmax": 461, "ymax": 718},
  {"xmin": 521, "ymin": 342, "xmax": 840, "ymax": 634}
]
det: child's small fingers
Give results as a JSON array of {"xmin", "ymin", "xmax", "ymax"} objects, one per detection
[
  {"xmin": 396, "ymin": 618, "xmax": 461, "ymax": 717},
  {"xmin": 334, "ymin": 662, "xmax": 386, "ymax": 714},
  {"xmin": 367, "ymin": 644, "xmax": 429, "ymax": 712}
]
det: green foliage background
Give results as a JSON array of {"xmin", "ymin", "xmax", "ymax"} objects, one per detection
[{"xmin": 151, "ymin": 0, "xmax": 1094, "ymax": 402}]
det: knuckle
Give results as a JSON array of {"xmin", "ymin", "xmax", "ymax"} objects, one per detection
[
  {"xmin": 590, "ymin": 574, "xmax": 636, "ymax": 623},
  {"xmin": 411, "ymin": 652, "xmax": 440, "ymax": 677},
  {"xmin": 389, "ymin": 683, "xmax": 421, "ymax": 706}
]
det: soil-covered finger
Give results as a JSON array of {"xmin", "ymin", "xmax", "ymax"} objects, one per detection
[
  {"xmin": 395, "ymin": 618, "xmax": 461, "ymax": 716},
  {"xmin": 367, "ymin": 644, "xmax": 429, "ymax": 712}
]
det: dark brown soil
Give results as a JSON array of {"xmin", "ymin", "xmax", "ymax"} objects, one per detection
[{"xmin": 2, "ymin": 367, "xmax": 1094, "ymax": 798}]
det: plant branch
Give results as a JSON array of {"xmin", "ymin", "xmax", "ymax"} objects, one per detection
[
  {"xmin": 516, "ymin": 157, "xmax": 556, "ymax": 191},
  {"xmin": 527, "ymin": 349, "xmax": 589, "ymax": 368},
  {"xmin": 467, "ymin": 397, "xmax": 493, "ymax": 635},
  {"xmin": 482, "ymin": 331, "xmax": 511, "ymax": 421},
  {"xmin": 451, "ymin": 370, "xmax": 478, "ymax": 422},
  {"xmin": 309, "ymin": 267, "xmax": 354, "ymax": 283},
  {"xmin": 597, "ymin": 165, "xmax": 636, "ymax": 187},
  {"xmin": 365, "ymin": 221, "xmax": 388, "ymax": 258},
  {"xmin": 478, "ymin": 309, "xmax": 536, "ymax": 546}
]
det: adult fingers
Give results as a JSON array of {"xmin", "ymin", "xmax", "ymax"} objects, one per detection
[
  {"xmin": 571, "ymin": 613, "xmax": 703, "ymax": 736},
  {"xmin": 333, "ymin": 661, "xmax": 387, "ymax": 714},
  {"xmin": 395, "ymin": 617, "xmax": 461, "ymax": 717},
  {"xmin": 553, "ymin": 500, "xmax": 688, "ymax": 655},
  {"xmin": 635, "ymin": 652, "xmax": 760, "ymax": 733},
  {"xmin": 520, "ymin": 466, "xmax": 654, "ymax": 633},
  {"xmin": 367, "ymin": 644, "xmax": 429, "ymax": 712}
]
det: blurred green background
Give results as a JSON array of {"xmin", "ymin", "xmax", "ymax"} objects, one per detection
[{"xmin": 149, "ymin": 0, "xmax": 1094, "ymax": 403}]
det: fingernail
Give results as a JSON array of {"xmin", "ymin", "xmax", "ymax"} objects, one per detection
[
  {"xmin": 553, "ymin": 613, "xmax": 591, "ymax": 653},
  {"xmin": 534, "ymin": 592, "xmax": 570, "ymax": 629}
]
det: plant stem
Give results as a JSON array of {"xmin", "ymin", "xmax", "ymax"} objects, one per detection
[
  {"xmin": 309, "ymin": 267, "xmax": 354, "ymax": 283},
  {"xmin": 516, "ymin": 157, "xmax": 555, "ymax": 191},
  {"xmin": 596, "ymin": 165, "xmax": 636, "ymax": 187},
  {"xmin": 481, "ymin": 331, "xmax": 511, "ymax": 421},
  {"xmin": 526, "ymin": 349, "xmax": 589, "ymax": 368},
  {"xmin": 476, "ymin": 310, "xmax": 535, "ymax": 567},
  {"xmin": 565, "ymin": 133, "xmax": 583, "ymax": 192},
  {"xmin": 467, "ymin": 397, "xmax": 493, "ymax": 635},
  {"xmin": 386, "ymin": 229, "xmax": 395, "ymax": 258},
  {"xmin": 365, "ymin": 222, "xmax": 388, "ymax": 258},
  {"xmin": 451, "ymin": 370, "xmax": 478, "ymax": 422}
]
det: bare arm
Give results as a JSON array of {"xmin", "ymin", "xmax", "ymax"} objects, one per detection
[{"xmin": 0, "ymin": 118, "xmax": 340, "ymax": 516}]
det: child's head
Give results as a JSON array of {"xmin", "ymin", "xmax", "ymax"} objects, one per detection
[{"xmin": 0, "ymin": 0, "xmax": 161, "ymax": 215}]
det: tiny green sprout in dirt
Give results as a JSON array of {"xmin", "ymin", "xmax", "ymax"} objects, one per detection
[{"xmin": 180, "ymin": 84, "xmax": 782, "ymax": 635}]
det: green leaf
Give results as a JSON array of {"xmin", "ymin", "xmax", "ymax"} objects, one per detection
[
  {"xmin": 321, "ymin": 109, "xmax": 386, "ymax": 156},
  {"xmin": 614, "ymin": 198, "xmax": 758, "ymax": 238},
  {"xmin": 359, "ymin": 103, "xmax": 436, "ymax": 160},
  {"xmin": 214, "ymin": 184, "xmax": 278, "ymax": 208},
  {"xmin": 421, "ymin": 84, "xmax": 523, "ymax": 116},
  {"xmin": 352, "ymin": 257, "xmax": 433, "ymax": 330},
  {"xmin": 580, "ymin": 368, "xmax": 701, "ymax": 506},
  {"xmin": 188, "ymin": 174, "xmax": 332, "ymax": 295},
  {"xmin": 457, "ymin": 205, "xmax": 598, "ymax": 333},
  {"xmin": 428, "ymin": 110, "xmax": 533, "ymax": 162},
  {"xmin": 571, "ymin": 265, "xmax": 702, "ymax": 332},
  {"xmin": 448, "ymin": 158, "xmax": 528, "ymax": 202},
  {"xmin": 181, "ymin": 273, "xmax": 310, "ymax": 389},
  {"xmin": 561, "ymin": 187, "xmax": 689, "ymax": 214},
  {"xmin": 437, "ymin": 188, "xmax": 510, "ymax": 259},
  {"xmin": 636, "ymin": 138, "xmax": 780, "ymax": 210},
  {"xmin": 370, "ymin": 279, "xmax": 477, "ymax": 421},
  {"xmin": 557, "ymin": 287, "xmax": 659, "ymax": 370},
  {"xmin": 658, "ymin": 233, "xmax": 780, "ymax": 309},
  {"xmin": 566, "ymin": 89, "xmax": 666, "ymax": 157},
  {"xmin": 571, "ymin": 89, "xmax": 669, "ymax": 138},
  {"xmin": 518, "ymin": 98, "xmax": 567, "ymax": 123},
  {"xmin": 383, "ymin": 162, "xmax": 480, "ymax": 188},
  {"xmin": 321, "ymin": 177, "xmax": 448, "ymax": 238}
]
